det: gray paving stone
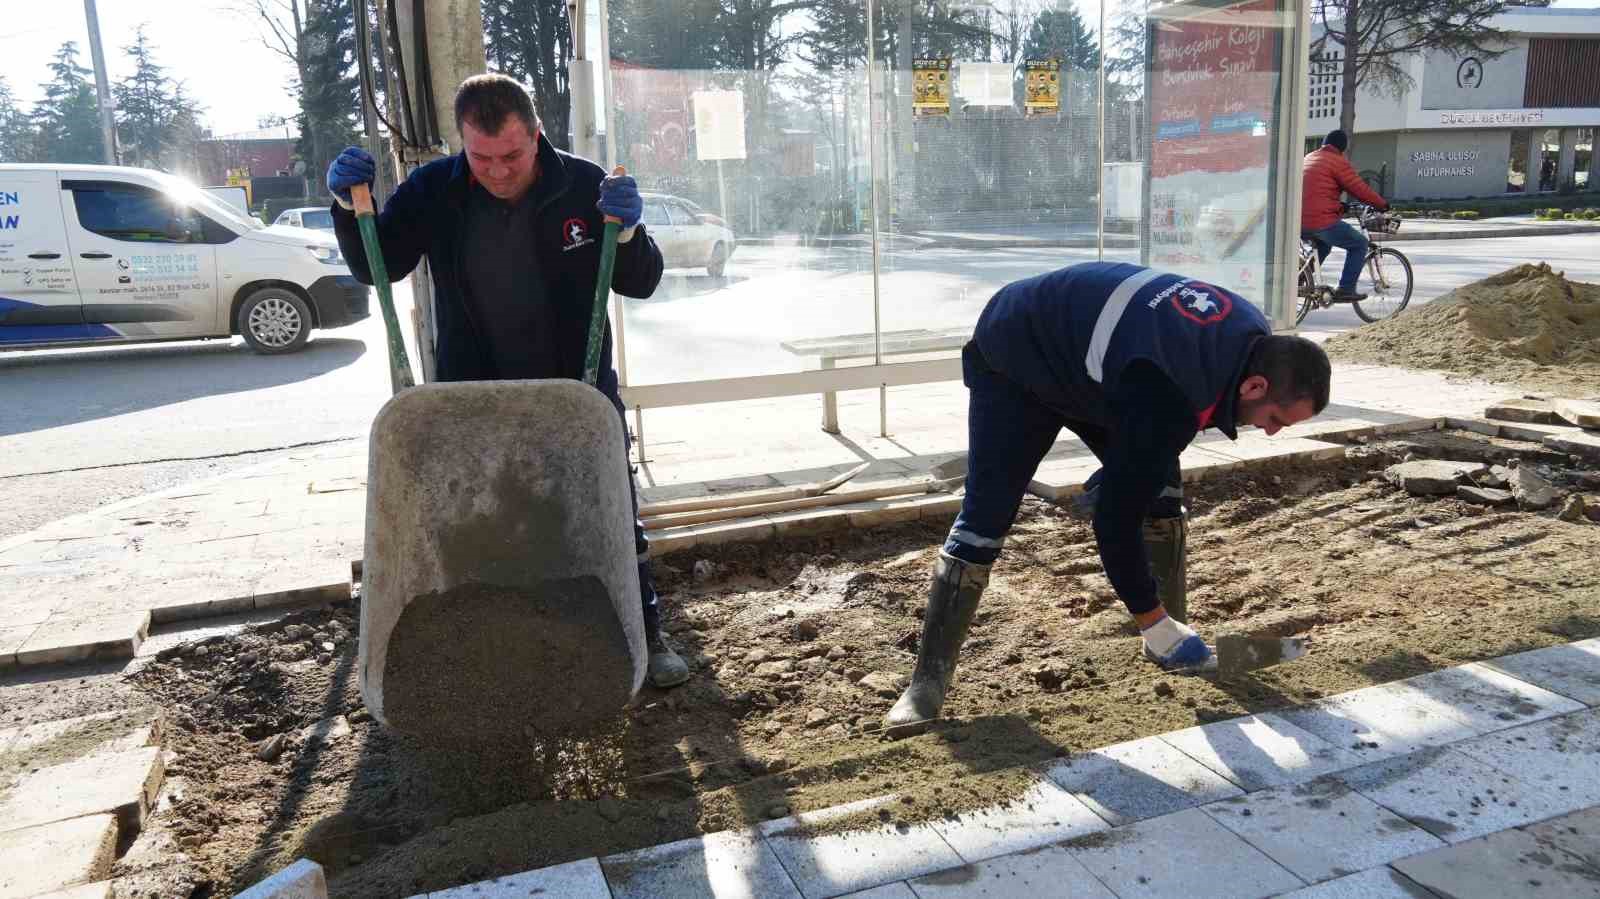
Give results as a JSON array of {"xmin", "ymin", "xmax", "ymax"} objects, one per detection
[
  {"xmin": 1042, "ymin": 735, "xmax": 1244, "ymax": 826},
  {"xmin": 1270, "ymin": 867, "xmax": 1445, "ymax": 899},
  {"xmin": 1526, "ymin": 806, "xmax": 1600, "ymax": 871},
  {"xmin": 1201, "ymin": 777, "xmax": 1442, "ymax": 884},
  {"xmin": 235, "ymin": 859, "xmax": 327, "ymax": 899},
  {"xmin": 1158, "ymin": 713, "xmax": 1365, "ymax": 792},
  {"xmin": 1335, "ymin": 746, "xmax": 1578, "ymax": 844},
  {"xmin": 1276, "ymin": 681, "xmax": 1482, "ymax": 761},
  {"xmin": 27, "ymin": 881, "xmax": 115, "ymax": 899},
  {"xmin": 1392, "ymin": 825, "xmax": 1600, "ymax": 898},
  {"xmin": 1065, "ymin": 807, "xmax": 1304, "ymax": 899},
  {"xmin": 1451, "ymin": 710, "xmax": 1600, "ymax": 811},
  {"xmin": 907, "ymin": 845, "xmax": 1117, "ymax": 898},
  {"xmin": 928, "ymin": 773, "xmax": 1108, "ymax": 863},
  {"xmin": 601, "ymin": 829, "xmax": 801, "ymax": 898},
  {"xmin": 426, "ymin": 857, "xmax": 611, "ymax": 898},
  {"xmin": 837, "ymin": 884, "xmax": 917, "ymax": 899},
  {"xmin": 1401, "ymin": 663, "xmax": 1585, "ymax": 734},
  {"xmin": 1483, "ymin": 640, "xmax": 1600, "ymax": 705},
  {"xmin": 759, "ymin": 796, "xmax": 965, "ymax": 899},
  {"xmin": 0, "ymin": 626, "xmax": 32, "ymax": 670},
  {"xmin": 0, "ymin": 746, "xmax": 163, "ymax": 832},
  {"xmin": 1543, "ymin": 429, "xmax": 1600, "ymax": 464},
  {"xmin": 0, "ymin": 814, "xmax": 117, "ymax": 899},
  {"xmin": 14, "ymin": 612, "xmax": 150, "ymax": 666}
]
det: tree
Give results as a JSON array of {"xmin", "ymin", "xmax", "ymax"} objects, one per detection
[
  {"xmin": 1015, "ymin": 3, "xmax": 1100, "ymax": 112},
  {"xmin": 481, "ymin": 0, "xmax": 572, "ymax": 150},
  {"xmin": 243, "ymin": 0, "xmax": 359, "ymax": 193},
  {"xmin": 33, "ymin": 42, "xmax": 105, "ymax": 164},
  {"xmin": 114, "ymin": 26, "xmax": 206, "ymax": 170},
  {"xmin": 0, "ymin": 77, "xmax": 37, "ymax": 162},
  {"xmin": 1313, "ymin": 0, "xmax": 1511, "ymax": 138}
]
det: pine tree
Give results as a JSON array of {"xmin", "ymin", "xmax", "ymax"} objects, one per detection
[
  {"xmin": 0, "ymin": 76, "xmax": 38, "ymax": 163},
  {"xmin": 481, "ymin": 0, "xmax": 573, "ymax": 150},
  {"xmin": 33, "ymin": 42, "xmax": 104, "ymax": 164},
  {"xmin": 115, "ymin": 27, "xmax": 174, "ymax": 168},
  {"xmin": 296, "ymin": 0, "xmax": 359, "ymax": 189}
]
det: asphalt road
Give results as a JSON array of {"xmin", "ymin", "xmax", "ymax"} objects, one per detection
[{"xmin": 3, "ymin": 232, "xmax": 1596, "ymax": 540}]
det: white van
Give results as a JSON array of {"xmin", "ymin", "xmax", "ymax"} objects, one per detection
[{"xmin": 0, "ymin": 164, "xmax": 369, "ymax": 355}]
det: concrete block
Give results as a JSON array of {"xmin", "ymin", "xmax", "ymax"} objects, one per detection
[
  {"xmin": 428, "ymin": 857, "xmax": 611, "ymax": 898},
  {"xmin": 15, "ymin": 612, "xmax": 150, "ymax": 667},
  {"xmin": 1158, "ymin": 713, "xmax": 1365, "ymax": 791},
  {"xmin": 0, "ymin": 746, "xmax": 163, "ymax": 833},
  {"xmin": 252, "ymin": 561, "xmax": 352, "ymax": 611},
  {"xmin": 1444, "ymin": 416, "xmax": 1503, "ymax": 437},
  {"xmin": 1485, "ymin": 398, "xmax": 1563, "ymax": 425},
  {"xmin": 1552, "ymin": 398, "xmax": 1600, "ymax": 429},
  {"xmin": 768, "ymin": 506, "xmax": 852, "ymax": 539},
  {"xmin": 1042, "ymin": 734, "xmax": 1244, "ymax": 826},
  {"xmin": 1177, "ymin": 445, "xmax": 1244, "ymax": 484},
  {"xmin": 1401, "ymin": 662, "xmax": 1585, "ymax": 734},
  {"xmin": 1028, "ymin": 457, "xmax": 1102, "ymax": 500},
  {"xmin": 1216, "ymin": 436, "xmax": 1346, "ymax": 464},
  {"xmin": 1458, "ymin": 485, "xmax": 1515, "ymax": 506},
  {"xmin": 1483, "ymin": 639, "xmax": 1600, "ymax": 705},
  {"xmin": 1335, "ymin": 747, "xmax": 1575, "ymax": 844},
  {"xmin": 907, "ymin": 845, "xmax": 1117, "ymax": 898},
  {"xmin": 235, "ymin": 859, "xmax": 328, "ymax": 899},
  {"xmin": 1384, "ymin": 460, "xmax": 1488, "ymax": 496},
  {"xmin": 928, "ymin": 773, "xmax": 1108, "ymax": 863},
  {"xmin": 759, "ymin": 796, "xmax": 964, "ymax": 899},
  {"xmin": 600, "ymin": 829, "xmax": 801, "ymax": 898},
  {"xmin": 834, "ymin": 884, "xmax": 917, "ymax": 899},
  {"xmin": 1545, "ymin": 429, "xmax": 1600, "ymax": 464},
  {"xmin": 0, "ymin": 626, "xmax": 33, "ymax": 670},
  {"xmin": 27, "ymin": 881, "xmax": 114, "ymax": 899},
  {"xmin": 1526, "ymin": 806, "xmax": 1600, "ymax": 871},
  {"xmin": 0, "ymin": 815, "xmax": 116, "ymax": 899},
  {"xmin": 648, "ymin": 518, "xmax": 778, "ymax": 558},
  {"xmin": 1276, "ymin": 681, "xmax": 1482, "ymax": 760},
  {"xmin": 1452, "ymin": 710, "xmax": 1600, "ymax": 808},
  {"xmin": 1202, "ymin": 777, "xmax": 1443, "ymax": 883},
  {"xmin": 1066, "ymin": 807, "xmax": 1304, "ymax": 899},
  {"xmin": 5, "ymin": 708, "xmax": 162, "ymax": 763},
  {"xmin": 363, "ymin": 381, "xmax": 646, "ymax": 743},
  {"xmin": 1271, "ymin": 867, "xmax": 1449, "ymax": 899},
  {"xmin": 1391, "ymin": 826, "xmax": 1600, "ymax": 899}
]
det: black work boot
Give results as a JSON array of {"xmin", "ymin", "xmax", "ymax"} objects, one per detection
[
  {"xmin": 1143, "ymin": 514, "xmax": 1189, "ymax": 624},
  {"xmin": 884, "ymin": 553, "xmax": 989, "ymax": 736}
]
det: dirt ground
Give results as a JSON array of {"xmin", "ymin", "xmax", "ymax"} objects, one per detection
[{"xmin": 106, "ymin": 428, "xmax": 1600, "ymax": 897}]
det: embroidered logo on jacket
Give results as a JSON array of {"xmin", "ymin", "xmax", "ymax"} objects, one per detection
[
  {"xmin": 1171, "ymin": 284, "xmax": 1232, "ymax": 324},
  {"xmin": 562, "ymin": 218, "xmax": 594, "ymax": 251}
]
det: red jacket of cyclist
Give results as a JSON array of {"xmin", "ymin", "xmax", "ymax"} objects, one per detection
[{"xmin": 1301, "ymin": 129, "xmax": 1389, "ymax": 300}]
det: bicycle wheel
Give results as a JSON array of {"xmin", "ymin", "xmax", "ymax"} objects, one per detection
[
  {"xmin": 1295, "ymin": 292, "xmax": 1314, "ymax": 326},
  {"xmin": 1354, "ymin": 247, "xmax": 1413, "ymax": 323}
]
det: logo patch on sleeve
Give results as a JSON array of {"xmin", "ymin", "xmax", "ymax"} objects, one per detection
[
  {"xmin": 562, "ymin": 218, "xmax": 594, "ymax": 251},
  {"xmin": 1171, "ymin": 283, "xmax": 1232, "ymax": 324}
]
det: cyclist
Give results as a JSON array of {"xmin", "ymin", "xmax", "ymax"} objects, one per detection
[{"xmin": 1302, "ymin": 129, "xmax": 1389, "ymax": 302}]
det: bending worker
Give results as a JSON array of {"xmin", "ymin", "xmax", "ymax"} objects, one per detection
[
  {"xmin": 886, "ymin": 262, "xmax": 1331, "ymax": 732},
  {"xmin": 1302, "ymin": 129, "xmax": 1389, "ymax": 301},
  {"xmin": 325, "ymin": 74, "xmax": 690, "ymax": 689}
]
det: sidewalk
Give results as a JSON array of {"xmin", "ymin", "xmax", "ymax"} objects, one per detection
[
  {"xmin": 0, "ymin": 360, "xmax": 1559, "ymax": 669},
  {"xmin": 415, "ymin": 639, "xmax": 1600, "ymax": 899}
]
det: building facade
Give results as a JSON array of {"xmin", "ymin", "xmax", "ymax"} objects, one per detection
[{"xmin": 1308, "ymin": 7, "xmax": 1599, "ymax": 201}]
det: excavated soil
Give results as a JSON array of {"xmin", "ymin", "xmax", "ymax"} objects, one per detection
[
  {"xmin": 1324, "ymin": 262, "xmax": 1600, "ymax": 395},
  {"xmin": 127, "ymin": 429, "xmax": 1600, "ymax": 897}
]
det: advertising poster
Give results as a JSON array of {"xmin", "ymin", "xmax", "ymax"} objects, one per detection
[
  {"xmin": 692, "ymin": 90, "xmax": 747, "ymax": 161},
  {"xmin": 1146, "ymin": 0, "xmax": 1282, "ymax": 305},
  {"xmin": 913, "ymin": 58, "xmax": 953, "ymax": 116},
  {"xmin": 1024, "ymin": 59, "xmax": 1061, "ymax": 115}
]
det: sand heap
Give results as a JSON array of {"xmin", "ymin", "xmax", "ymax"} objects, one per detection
[{"xmin": 1324, "ymin": 263, "xmax": 1600, "ymax": 393}]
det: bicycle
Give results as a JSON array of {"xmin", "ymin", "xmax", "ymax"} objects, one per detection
[{"xmin": 1296, "ymin": 203, "xmax": 1413, "ymax": 326}]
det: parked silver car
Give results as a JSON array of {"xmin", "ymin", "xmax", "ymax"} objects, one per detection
[
  {"xmin": 273, "ymin": 207, "xmax": 335, "ymax": 231},
  {"xmin": 639, "ymin": 192, "xmax": 737, "ymax": 277}
]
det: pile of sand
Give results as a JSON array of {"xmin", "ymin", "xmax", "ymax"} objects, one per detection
[{"xmin": 1323, "ymin": 262, "xmax": 1600, "ymax": 394}]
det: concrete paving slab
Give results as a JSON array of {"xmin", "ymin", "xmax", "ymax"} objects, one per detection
[
  {"xmin": 14, "ymin": 612, "xmax": 150, "ymax": 667},
  {"xmin": 649, "ymin": 517, "xmax": 779, "ymax": 557},
  {"xmin": 1028, "ymin": 457, "xmax": 1102, "ymax": 500},
  {"xmin": 1483, "ymin": 640, "xmax": 1600, "ymax": 705},
  {"xmin": 252, "ymin": 562, "xmax": 352, "ymax": 610},
  {"xmin": 759, "ymin": 796, "xmax": 965, "ymax": 899},
  {"xmin": 1335, "ymin": 747, "xmax": 1575, "ymax": 844},
  {"xmin": 835, "ymin": 883, "xmax": 917, "ymax": 899},
  {"xmin": 426, "ymin": 857, "xmax": 612, "ymax": 898},
  {"xmin": 1391, "ymin": 825, "xmax": 1600, "ymax": 898},
  {"xmin": 907, "ymin": 844, "xmax": 1118, "ymax": 898},
  {"xmin": 0, "ymin": 815, "xmax": 117, "ymax": 899},
  {"xmin": 4, "ymin": 708, "xmax": 161, "ymax": 762},
  {"xmin": 27, "ymin": 881, "xmax": 115, "ymax": 899},
  {"xmin": 0, "ymin": 626, "xmax": 33, "ymax": 670},
  {"xmin": 1270, "ymin": 867, "xmax": 1445, "ymax": 899},
  {"xmin": 1066, "ymin": 806, "xmax": 1304, "ymax": 899},
  {"xmin": 1209, "ymin": 436, "xmax": 1345, "ymax": 464},
  {"xmin": 1276, "ymin": 681, "xmax": 1482, "ymax": 761},
  {"xmin": 1545, "ymin": 429, "xmax": 1600, "ymax": 464},
  {"xmin": 1158, "ymin": 713, "xmax": 1365, "ymax": 792},
  {"xmin": 600, "ymin": 829, "xmax": 802, "ymax": 899},
  {"xmin": 1451, "ymin": 710, "xmax": 1600, "ymax": 811},
  {"xmin": 928, "ymin": 773, "xmax": 1109, "ymax": 863},
  {"xmin": 1526, "ymin": 806, "xmax": 1600, "ymax": 871},
  {"xmin": 235, "ymin": 859, "xmax": 328, "ymax": 899},
  {"xmin": 1042, "ymin": 735, "xmax": 1245, "ymax": 826},
  {"xmin": 0, "ymin": 745, "xmax": 163, "ymax": 833},
  {"xmin": 1552, "ymin": 399, "xmax": 1600, "ymax": 430},
  {"xmin": 1201, "ymin": 778, "xmax": 1443, "ymax": 883},
  {"xmin": 1402, "ymin": 663, "xmax": 1586, "ymax": 734}
]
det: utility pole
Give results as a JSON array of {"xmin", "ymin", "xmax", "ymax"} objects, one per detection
[{"xmin": 82, "ymin": 0, "xmax": 118, "ymax": 165}]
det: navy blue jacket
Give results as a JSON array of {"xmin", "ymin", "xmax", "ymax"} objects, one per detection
[
  {"xmin": 975, "ymin": 262, "xmax": 1270, "ymax": 610},
  {"xmin": 331, "ymin": 135, "xmax": 663, "ymax": 396}
]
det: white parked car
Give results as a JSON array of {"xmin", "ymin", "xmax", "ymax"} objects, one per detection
[
  {"xmin": 273, "ymin": 206, "xmax": 335, "ymax": 231},
  {"xmin": 639, "ymin": 192, "xmax": 737, "ymax": 277},
  {"xmin": 0, "ymin": 164, "xmax": 368, "ymax": 354}
]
